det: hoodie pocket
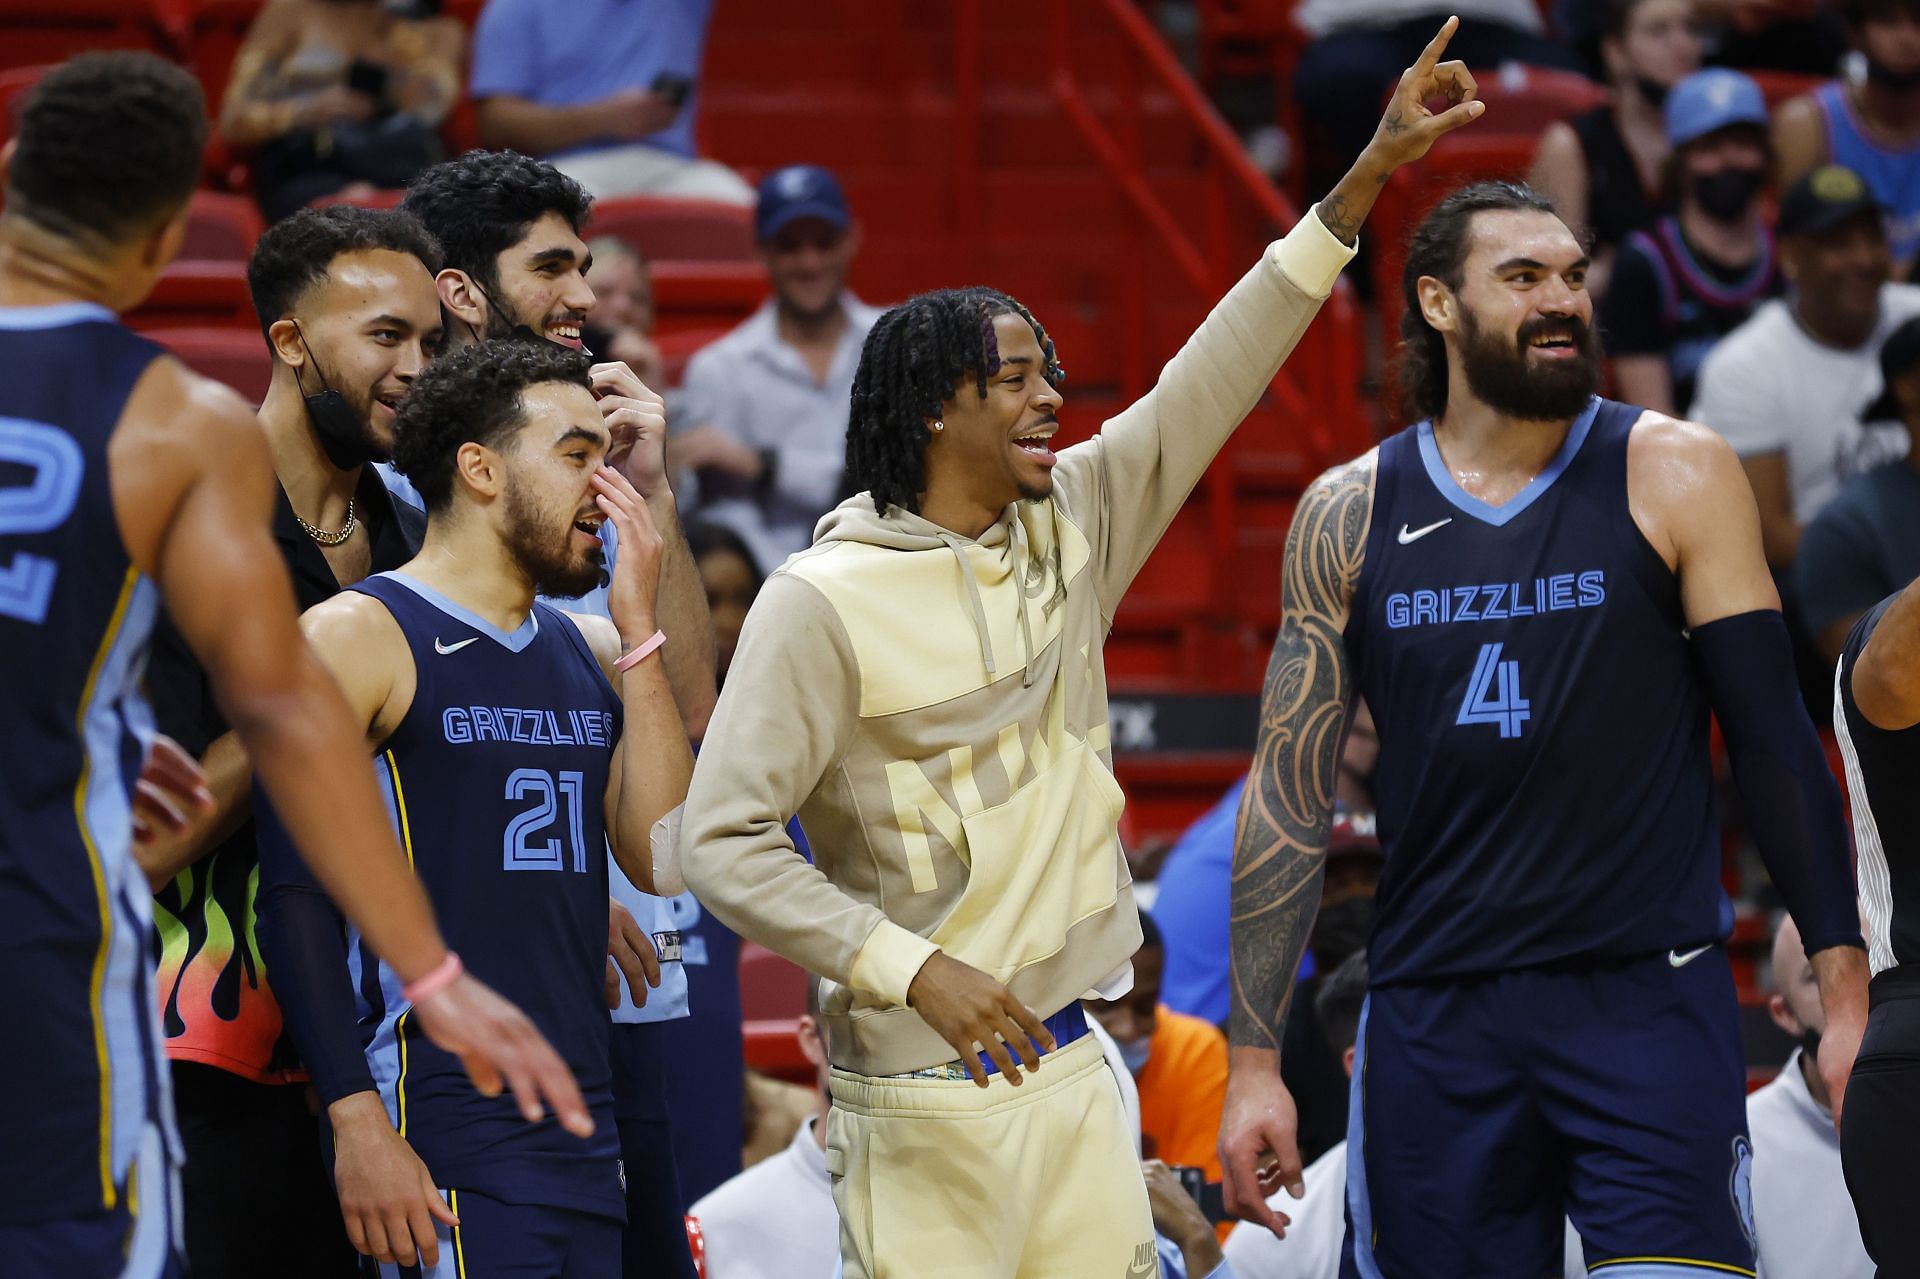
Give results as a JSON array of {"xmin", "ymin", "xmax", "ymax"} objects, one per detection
[{"xmin": 930, "ymin": 738, "xmax": 1128, "ymax": 983}]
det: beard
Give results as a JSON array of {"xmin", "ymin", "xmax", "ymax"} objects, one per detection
[
  {"xmin": 1456, "ymin": 307, "xmax": 1600, "ymax": 422},
  {"xmin": 503, "ymin": 476, "xmax": 608, "ymax": 599}
]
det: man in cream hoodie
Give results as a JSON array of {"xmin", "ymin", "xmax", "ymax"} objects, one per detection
[{"xmin": 680, "ymin": 21, "xmax": 1486, "ymax": 1277}]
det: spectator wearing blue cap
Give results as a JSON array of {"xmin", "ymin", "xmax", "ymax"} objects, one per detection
[
  {"xmin": 1603, "ymin": 68, "xmax": 1783, "ymax": 417},
  {"xmin": 670, "ymin": 165, "xmax": 882, "ymax": 570},
  {"xmin": 468, "ymin": 0, "xmax": 752, "ymax": 203}
]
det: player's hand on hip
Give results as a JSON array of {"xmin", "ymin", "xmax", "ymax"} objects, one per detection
[
  {"xmin": 1218, "ymin": 1057, "xmax": 1303, "ymax": 1239},
  {"xmin": 590, "ymin": 362, "xmax": 670, "ymax": 500},
  {"xmin": 328, "ymin": 1090, "xmax": 459, "ymax": 1268},
  {"xmin": 905, "ymin": 951, "xmax": 1056, "ymax": 1088},
  {"xmin": 591, "ymin": 465, "xmax": 665, "ymax": 644},
  {"xmin": 606, "ymin": 898, "xmax": 663, "ymax": 1009},
  {"xmin": 1363, "ymin": 16, "xmax": 1483, "ymax": 173},
  {"xmin": 411, "ymin": 970, "xmax": 595, "ymax": 1137}
]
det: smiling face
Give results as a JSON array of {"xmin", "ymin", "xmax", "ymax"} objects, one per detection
[
  {"xmin": 1784, "ymin": 211, "xmax": 1892, "ymax": 344},
  {"xmin": 921, "ymin": 311, "xmax": 1065, "ymax": 517},
  {"xmin": 486, "ymin": 210, "xmax": 597, "ymax": 349},
  {"xmin": 1425, "ymin": 208, "xmax": 1600, "ymax": 422},
  {"xmin": 497, "ymin": 380, "xmax": 614, "ymax": 598},
  {"xmin": 281, "ymin": 247, "xmax": 444, "ymax": 457}
]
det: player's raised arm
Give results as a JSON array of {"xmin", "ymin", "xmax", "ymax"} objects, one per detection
[
  {"xmin": 117, "ymin": 363, "xmax": 592, "ymax": 1138},
  {"xmin": 1630, "ymin": 414, "xmax": 1869, "ymax": 1127},
  {"xmin": 1218, "ymin": 451, "xmax": 1376, "ymax": 1235},
  {"xmin": 1071, "ymin": 17, "xmax": 1480, "ymax": 613}
]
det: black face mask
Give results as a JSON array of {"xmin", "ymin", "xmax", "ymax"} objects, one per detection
[
  {"xmin": 292, "ymin": 322, "xmax": 376, "ymax": 472},
  {"xmin": 1691, "ymin": 167, "xmax": 1766, "ymax": 222},
  {"xmin": 1801, "ymin": 1026, "xmax": 1823, "ymax": 1063},
  {"xmin": 1866, "ymin": 56, "xmax": 1920, "ymax": 94},
  {"xmin": 1635, "ymin": 76, "xmax": 1671, "ymax": 109}
]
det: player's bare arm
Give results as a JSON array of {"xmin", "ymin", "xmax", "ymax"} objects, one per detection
[
  {"xmin": 1219, "ymin": 452, "xmax": 1374, "ymax": 1236},
  {"xmin": 112, "ymin": 355, "xmax": 592, "ymax": 1138},
  {"xmin": 591, "ymin": 359, "xmax": 718, "ymax": 732},
  {"xmin": 569, "ymin": 465, "xmax": 694, "ymax": 895},
  {"xmin": 1629, "ymin": 411, "xmax": 1871, "ymax": 1128},
  {"xmin": 1852, "ymin": 573, "xmax": 1920, "ymax": 730}
]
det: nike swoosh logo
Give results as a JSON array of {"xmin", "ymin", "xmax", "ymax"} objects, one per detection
[
  {"xmin": 433, "ymin": 637, "xmax": 479, "ymax": 655},
  {"xmin": 1669, "ymin": 944, "xmax": 1713, "ymax": 968},
  {"xmin": 1397, "ymin": 518, "xmax": 1453, "ymax": 545}
]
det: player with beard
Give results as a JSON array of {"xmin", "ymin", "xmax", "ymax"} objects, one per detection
[
  {"xmin": 1220, "ymin": 179, "xmax": 1870, "ymax": 1279},
  {"xmin": 259, "ymin": 338, "xmax": 695, "ymax": 1279},
  {"xmin": 140, "ymin": 204, "xmax": 448, "ymax": 1278},
  {"xmin": 402, "ymin": 146, "xmax": 713, "ymax": 1279}
]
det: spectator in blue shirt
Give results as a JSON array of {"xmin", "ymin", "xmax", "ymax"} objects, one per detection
[{"xmin": 469, "ymin": 0, "xmax": 752, "ymax": 203}]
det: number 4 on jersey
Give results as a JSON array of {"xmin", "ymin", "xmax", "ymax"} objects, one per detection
[{"xmin": 1457, "ymin": 642, "xmax": 1530, "ymax": 738}]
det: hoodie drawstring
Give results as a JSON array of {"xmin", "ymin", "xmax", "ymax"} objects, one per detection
[
  {"xmin": 1008, "ymin": 518, "xmax": 1037, "ymax": 688},
  {"xmin": 939, "ymin": 533, "xmax": 997, "ymax": 678}
]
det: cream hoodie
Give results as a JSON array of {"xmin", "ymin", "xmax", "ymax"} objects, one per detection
[{"xmin": 680, "ymin": 211, "xmax": 1356, "ymax": 1076}]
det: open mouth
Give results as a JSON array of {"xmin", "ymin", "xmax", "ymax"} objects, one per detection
[
  {"xmin": 572, "ymin": 509, "xmax": 606, "ymax": 543},
  {"xmin": 1525, "ymin": 331, "xmax": 1579, "ymax": 358},
  {"xmin": 1011, "ymin": 425, "xmax": 1058, "ymax": 464},
  {"xmin": 549, "ymin": 321, "xmax": 585, "ymax": 349},
  {"xmin": 372, "ymin": 392, "xmax": 403, "ymax": 419}
]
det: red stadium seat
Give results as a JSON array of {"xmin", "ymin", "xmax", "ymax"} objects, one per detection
[
  {"xmin": 0, "ymin": 1, "xmax": 170, "ymax": 72},
  {"xmin": 180, "ymin": 191, "xmax": 264, "ymax": 263},
  {"xmin": 654, "ymin": 326, "xmax": 731, "ymax": 388},
  {"xmin": 587, "ymin": 196, "xmax": 758, "ymax": 264},
  {"xmin": 1443, "ymin": 64, "xmax": 1609, "ymax": 135},
  {"xmin": 0, "ymin": 64, "xmax": 47, "ymax": 146},
  {"xmin": 308, "ymin": 187, "xmax": 407, "ymax": 211},
  {"xmin": 145, "ymin": 326, "xmax": 272, "ymax": 403},
  {"xmin": 1747, "ymin": 69, "xmax": 1826, "ymax": 113},
  {"xmin": 649, "ymin": 262, "xmax": 768, "ymax": 335},
  {"xmin": 129, "ymin": 262, "xmax": 255, "ymax": 330},
  {"xmin": 739, "ymin": 942, "xmax": 809, "ymax": 1077}
]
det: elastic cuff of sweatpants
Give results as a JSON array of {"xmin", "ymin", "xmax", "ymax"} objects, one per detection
[
  {"xmin": 849, "ymin": 920, "xmax": 943, "ymax": 1008},
  {"xmin": 1271, "ymin": 205, "xmax": 1359, "ymax": 298}
]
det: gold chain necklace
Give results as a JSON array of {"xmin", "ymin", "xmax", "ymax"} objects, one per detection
[{"xmin": 294, "ymin": 498, "xmax": 357, "ymax": 547}]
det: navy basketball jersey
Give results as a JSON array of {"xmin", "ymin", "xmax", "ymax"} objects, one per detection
[
  {"xmin": 0, "ymin": 303, "xmax": 178, "ymax": 1223},
  {"xmin": 343, "ymin": 572, "xmax": 626, "ymax": 1219},
  {"xmin": 1346, "ymin": 397, "xmax": 1729, "ymax": 986}
]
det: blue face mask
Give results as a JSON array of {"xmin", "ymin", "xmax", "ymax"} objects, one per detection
[{"xmin": 1116, "ymin": 1034, "xmax": 1151, "ymax": 1075}]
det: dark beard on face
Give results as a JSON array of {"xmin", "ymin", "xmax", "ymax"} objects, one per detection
[
  {"xmin": 1456, "ymin": 308, "xmax": 1600, "ymax": 422},
  {"xmin": 504, "ymin": 478, "xmax": 608, "ymax": 599}
]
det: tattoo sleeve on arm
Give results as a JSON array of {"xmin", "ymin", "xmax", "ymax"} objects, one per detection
[{"xmin": 1229, "ymin": 455, "xmax": 1374, "ymax": 1050}]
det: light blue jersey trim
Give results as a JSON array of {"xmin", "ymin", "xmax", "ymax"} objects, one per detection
[
  {"xmin": 355, "ymin": 753, "xmax": 413, "ymax": 1129},
  {"xmin": 1345, "ymin": 996, "xmax": 1385, "ymax": 1279},
  {"xmin": 1587, "ymin": 1264, "xmax": 1757, "ymax": 1278},
  {"xmin": 0, "ymin": 301, "xmax": 115, "ymax": 330},
  {"xmin": 1415, "ymin": 396, "xmax": 1600, "ymax": 527},
  {"xmin": 378, "ymin": 570, "xmax": 540, "ymax": 652},
  {"xmin": 78, "ymin": 575, "xmax": 166, "ymax": 1187}
]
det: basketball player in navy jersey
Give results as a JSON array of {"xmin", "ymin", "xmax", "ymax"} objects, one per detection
[
  {"xmin": 0, "ymin": 53, "xmax": 587, "ymax": 1279},
  {"xmin": 1833, "ymin": 574, "xmax": 1920, "ymax": 1274},
  {"xmin": 1219, "ymin": 180, "xmax": 1871, "ymax": 1279},
  {"xmin": 265, "ymin": 338, "xmax": 694, "ymax": 1277}
]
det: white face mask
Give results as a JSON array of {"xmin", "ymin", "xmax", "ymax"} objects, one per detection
[{"xmin": 1116, "ymin": 1034, "xmax": 1151, "ymax": 1075}]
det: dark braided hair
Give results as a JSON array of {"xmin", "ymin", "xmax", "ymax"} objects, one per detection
[
  {"xmin": 846, "ymin": 287, "xmax": 1062, "ymax": 515},
  {"xmin": 1393, "ymin": 180, "xmax": 1560, "ymax": 422}
]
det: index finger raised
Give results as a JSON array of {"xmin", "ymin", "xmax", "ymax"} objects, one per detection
[{"xmin": 1411, "ymin": 14, "xmax": 1460, "ymax": 77}]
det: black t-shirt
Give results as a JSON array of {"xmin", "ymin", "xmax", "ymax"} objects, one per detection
[
  {"xmin": 1571, "ymin": 107, "xmax": 1662, "ymax": 257},
  {"xmin": 149, "ymin": 464, "xmax": 424, "ymax": 1084},
  {"xmin": 1796, "ymin": 460, "xmax": 1920, "ymax": 642},
  {"xmin": 1601, "ymin": 216, "xmax": 1783, "ymax": 415}
]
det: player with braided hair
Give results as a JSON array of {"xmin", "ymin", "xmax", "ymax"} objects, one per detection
[{"xmin": 681, "ymin": 22, "xmax": 1483, "ymax": 1277}]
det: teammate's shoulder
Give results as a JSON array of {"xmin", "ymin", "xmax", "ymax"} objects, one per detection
[
  {"xmin": 126, "ymin": 354, "xmax": 260, "ymax": 444},
  {"xmin": 301, "ymin": 585, "xmax": 405, "ymax": 649},
  {"xmin": 556, "ymin": 608, "xmax": 621, "ymax": 666}
]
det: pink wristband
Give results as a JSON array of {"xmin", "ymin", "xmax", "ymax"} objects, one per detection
[
  {"xmin": 614, "ymin": 628, "xmax": 667, "ymax": 672},
  {"xmin": 401, "ymin": 951, "xmax": 463, "ymax": 1005}
]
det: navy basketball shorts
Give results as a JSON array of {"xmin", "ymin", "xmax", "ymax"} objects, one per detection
[
  {"xmin": 0, "ymin": 1122, "xmax": 183, "ymax": 1279},
  {"xmin": 1339, "ymin": 949, "xmax": 1755, "ymax": 1279},
  {"xmin": 1840, "ymin": 967, "xmax": 1920, "ymax": 1277},
  {"xmin": 372, "ymin": 1190, "xmax": 620, "ymax": 1279}
]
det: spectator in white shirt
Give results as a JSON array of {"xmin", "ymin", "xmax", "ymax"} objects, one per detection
[
  {"xmin": 688, "ymin": 998, "xmax": 837, "ymax": 1279},
  {"xmin": 671, "ymin": 164, "xmax": 882, "ymax": 571},
  {"xmin": 1691, "ymin": 165, "xmax": 1919, "ymax": 573},
  {"xmin": 1749, "ymin": 914, "xmax": 1875, "ymax": 1279},
  {"xmin": 1225, "ymin": 953, "xmax": 1586, "ymax": 1279}
]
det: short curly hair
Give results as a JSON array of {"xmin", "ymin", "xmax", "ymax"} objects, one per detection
[
  {"xmin": 246, "ymin": 206, "xmax": 443, "ymax": 344},
  {"xmin": 8, "ymin": 52, "xmax": 208, "ymax": 244},
  {"xmin": 392, "ymin": 338, "xmax": 594, "ymax": 512},
  {"xmin": 400, "ymin": 150, "xmax": 593, "ymax": 294},
  {"xmin": 846, "ymin": 287, "xmax": 1062, "ymax": 516}
]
